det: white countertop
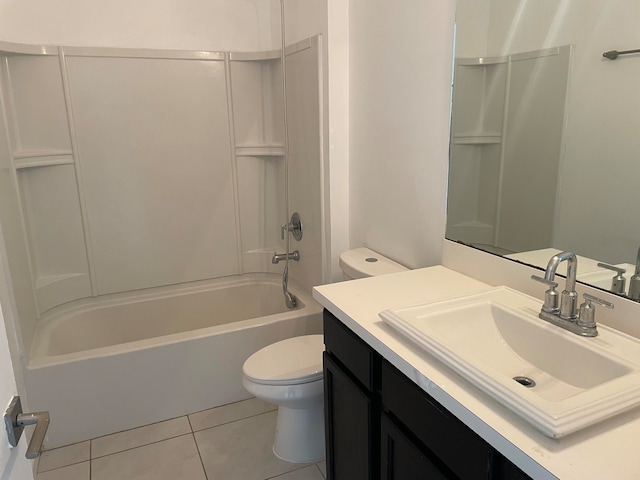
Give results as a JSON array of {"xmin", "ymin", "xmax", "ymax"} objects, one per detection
[{"xmin": 313, "ymin": 265, "xmax": 640, "ymax": 480}]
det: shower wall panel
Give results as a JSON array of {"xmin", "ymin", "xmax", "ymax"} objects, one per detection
[
  {"xmin": 0, "ymin": 50, "xmax": 92, "ymax": 324},
  {"xmin": 17, "ymin": 165, "xmax": 92, "ymax": 310},
  {"xmin": 230, "ymin": 54, "xmax": 286, "ymax": 274},
  {"xmin": 66, "ymin": 56, "xmax": 239, "ymax": 295},
  {"xmin": 0, "ymin": 38, "xmax": 324, "ymax": 315},
  {"xmin": 4, "ymin": 55, "xmax": 71, "ymax": 153},
  {"xmin": 286, "ymin": 38, "xmax": 323, "ymax": 292}
]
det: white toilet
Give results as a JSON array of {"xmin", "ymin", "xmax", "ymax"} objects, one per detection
[
  {"xmin": 339, "ymin": 247, "xmax": 409, "ymax": 280},
  {"xmin": 242, "ymin": 247, "xmax": 408, "ymax": 463}
]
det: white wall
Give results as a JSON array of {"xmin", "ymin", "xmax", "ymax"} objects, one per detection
[
  {"xmin": 325, "ymin": 1, "xmax": 350, "ymax": 282},
  {"xmin": 0, "ymin": 0, "xmax": 275, "ymax": 51},
  {"xmin": 348, "ymin": 0, "xmax": 456, "ymax": 269},
  {"xmin": 479, "ymin": 0, "xmax": 640, "ymax": 264}
]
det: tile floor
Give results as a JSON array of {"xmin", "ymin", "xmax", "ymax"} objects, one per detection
[{"xmin": 36, "ymin": 398, "xmax": 327, "ymax": 480}]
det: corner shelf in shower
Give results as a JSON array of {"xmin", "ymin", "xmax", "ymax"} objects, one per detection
[
  {"xmin": 452, "ymin": 133, "xmax": 502, "ymax": 145},
  {"xmin": 13, "ymin": 150, "xmax": 74, "ymax": 169},
  {"xmin": 235, "ymin": 144, "xmax": 285, "ymax": 157}
]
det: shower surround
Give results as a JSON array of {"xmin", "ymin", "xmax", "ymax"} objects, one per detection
[{"xmin": 0, "ymin": 36, "xmax": 324, "ymax": 447}]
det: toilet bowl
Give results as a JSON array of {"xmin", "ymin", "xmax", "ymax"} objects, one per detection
[
  {"xmin": 243, "ymin": 335, "xmax": 325, "ymax": 463},
  {"xmin": 242, "ymin": 248, "xmax": 408, "ymax": 463}
]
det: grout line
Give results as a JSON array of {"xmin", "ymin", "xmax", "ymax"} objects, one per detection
[
  {"xmin": 37, "ymin": 441, "xmax": 91, "ymax": 474},
  {"xmin": 34, "ymin": 461, "xmax": 91, "ymax": 477},
  {"xmin": 187, "ymin": 396, "xmax": 262, "ymax": 417},
  {"xmin": 192, "ymin": 431, "xmax": 210, "ymax": 480},
  {"xmin": 262, "ymin": 463, "xmax": 312, "ymax": 479},
  {"xmin": 41, "ymin": 439, "xmax": 90, "ymax": 454},
  {"xmin": 89, "ymin": 414, "xmax": 190, "ymax": 452},
  {"xmin": 187, "ymin": 413, "xmax": 195, "ymax": 433},
  {"xmin": 191, "ymin": 409, "xmax": 278, "ymax": 434},
  {"xmin": 91, "ymin": 432, "xmax": 193, "ymax": 460}
]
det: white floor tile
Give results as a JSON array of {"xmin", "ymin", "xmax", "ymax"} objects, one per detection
[
  {"xmin": 194, "ymin": 410, "xmax": 300, "ymax": 480},
  {"xmin": 91, "ymin": 434, "xmax": 206, "ymax": 480},
  {"xmin": 91, "ymin": 416, "xmax": 191, "ymax": 458},
  {"xmin": 36, "ymin": 461, "xmax": 90, "ymax": 480},
  {"xmin": 38, "ymin": 441, "xmax": 90, "ymax": 473},
  {"xmin": 189, "ymin": 397, "xmax": 277, "ymax": 432},
  {"xmin": 316, "ymin": 460, "xmax": 327, "ymax": 478},
  {"xmin": 269, "ymin": 465, "xmax": 326, "ymax": 480}
]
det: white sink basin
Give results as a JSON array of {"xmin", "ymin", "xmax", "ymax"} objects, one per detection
[{"xmin": 380, "ymin": 287, "xmax": 640, "ymax": 438}]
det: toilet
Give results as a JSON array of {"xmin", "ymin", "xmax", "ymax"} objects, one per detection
[
  {"xmin": 242, "ymin": 247, "xmax": 408, "ymax": 463},
  {"xmin": 339, "ymin": 247, "xmax": 409, "ymax": 280}
]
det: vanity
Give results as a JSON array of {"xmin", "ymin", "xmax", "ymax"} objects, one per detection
[
  {"xmin": 323, "ymin": 308, "xmax": 529, "ymax": 479},
  {"xmin": 313, "ymin": 241, "xmax": 640, "ymax": 479}
]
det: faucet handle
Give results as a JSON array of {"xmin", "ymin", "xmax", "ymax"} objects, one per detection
[
  {"xmin": 531, "ymin": 275, "xmax": 559, "ymax": 313},
  {"xmin": 531, "ymin": 275, "xmax": 558, "ymax": 288},
  {"xmin": 577, "ymin": 293, "xmax": 614, "ymax": 329},
  {"xmin": 597, "ymin": 263, "xmax": 627, "ymax": 294},
  {"xmin": 597, "ymin": 263, "xmax": 626, "ymax": 276},
  {"xmin": 582, "ymin": 293, "xmax": 614, "ymax": 309}
]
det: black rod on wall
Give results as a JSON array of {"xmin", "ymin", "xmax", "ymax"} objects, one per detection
[{"xmin": 603, "ymin": 48, "xmax": 640, "ymax": 60}]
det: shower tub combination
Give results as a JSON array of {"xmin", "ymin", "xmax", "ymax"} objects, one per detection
[{"xmin": 24, "ymin": 274, "xmax": 322, "ymax": 448}]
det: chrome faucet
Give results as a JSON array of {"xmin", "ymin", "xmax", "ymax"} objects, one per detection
[
  {"xmin": 628, "ymin": 246, "xmax": 640, "ymax": 300},
  {"xmin": 272, "ymin": 250, "xmax": 300, "ymax": 264},
  {"xmin": 541, "ymin": 251, "xmax": 578, "ymax": 320},
  {"xmin": 531, "ymin": 251, "xmax": 613, "ymax": 337}
]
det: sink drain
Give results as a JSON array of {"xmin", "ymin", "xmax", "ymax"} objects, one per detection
[{"xmin": 513, "ymin": 376, "xmax": 536, "ymax": 388}]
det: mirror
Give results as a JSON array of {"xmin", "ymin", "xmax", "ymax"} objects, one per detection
[{"xmin": 447, "ymin": 0, "xmax": 640, "ymax": 299}]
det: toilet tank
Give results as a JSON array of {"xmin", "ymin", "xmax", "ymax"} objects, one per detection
[{"xmin": 339, "ymin": 247, "xmax": 409, "ymax": 280}]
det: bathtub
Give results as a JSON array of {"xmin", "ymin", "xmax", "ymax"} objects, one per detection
[{"xmin": 24, "ymin": 273, "xmax": 323, "ymax": 448}]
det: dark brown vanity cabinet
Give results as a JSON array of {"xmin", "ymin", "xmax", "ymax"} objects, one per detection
[
  {"xmin": 323, "ymin": 306, "xmax": 380, "ymax": 479},
  {"xmin": 323, "ymin": 309, "xmax": 531, "ymax": 480}
]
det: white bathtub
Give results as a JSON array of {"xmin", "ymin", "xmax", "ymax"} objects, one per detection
[{"xmin": 24, "ymin": 273, "xmax": 323, "ymax": 448}]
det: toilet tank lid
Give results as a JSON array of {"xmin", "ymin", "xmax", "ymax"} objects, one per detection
[
  {"xmin": 339, "ymin": 247, "xmax": 408, "ymax": 278},
  {"xmin": 243, "ymin": 335, "xmax": 324, "ymax": 385}
]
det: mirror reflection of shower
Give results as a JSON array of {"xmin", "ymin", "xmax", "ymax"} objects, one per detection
[{"xmin": 446, "ymin": 45, "xmax": 571, "ymax": 255}]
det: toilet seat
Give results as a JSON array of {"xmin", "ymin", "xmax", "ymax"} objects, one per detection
[{"xmin": 243, "ymin": 335, "xmax": 324, "ymax": 386}]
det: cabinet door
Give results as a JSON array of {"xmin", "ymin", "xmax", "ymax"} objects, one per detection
[
  {"xmin": 324, "ymin": 352, "xmax": 377, "ymax": 480},
  {"xmin": 381, "ymin": 360, "xmax": 492, "ymax": 479},
  {"xmin": 381, "ymin": 413, "xmax": 450, "ymax": 480}
]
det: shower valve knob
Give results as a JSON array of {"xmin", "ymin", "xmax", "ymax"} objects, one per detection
[{"xmin": 280, "ymin": 212, "xmax": 303, "ymax": 241}]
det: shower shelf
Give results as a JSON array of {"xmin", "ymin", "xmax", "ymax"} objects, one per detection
[
  {"xmin": 14, "ymin": 150, "xmax": 74, "ymax": 169},
  {"xmin": 235, "ymin": 144, "xmax": 285, "ymax": 157},
  {"xmin": 452, "ymin": 133, "xmax": 501, "ymax": 145},
  {"xmin": 36, "ymin": 273, "xmax": 87, "ymax": 289}
]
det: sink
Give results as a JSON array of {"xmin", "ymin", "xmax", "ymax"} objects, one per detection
[{"xmin": 380, "ymin": 287, "xmax": 640, "ymax": 438}]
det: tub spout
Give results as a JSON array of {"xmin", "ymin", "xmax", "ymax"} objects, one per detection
[
  {"xmin": 272, "ymin": 250, "xmax": 300, "ymax": 264},
  {"xmin": 282, "ymin": 265, "xmax": 297, "ymax": 309}
]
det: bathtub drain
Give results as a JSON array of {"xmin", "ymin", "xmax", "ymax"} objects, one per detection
[{"xmin": 513, "ymin": 376, "xmax": 536, "ymax": 388}]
